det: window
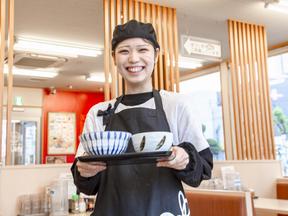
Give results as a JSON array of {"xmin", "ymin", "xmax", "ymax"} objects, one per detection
[
  {"xmin": 180, "ymin": 71, "xmax": 225, "ymax": 160},
  {"xmin": 268, "ymin": 51, "xmax": 288, "ymax": 176}
]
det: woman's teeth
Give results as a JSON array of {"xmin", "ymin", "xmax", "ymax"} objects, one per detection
[{"xmin": 127, "ymin": 66, "xmax": 143, "ymax": 72}]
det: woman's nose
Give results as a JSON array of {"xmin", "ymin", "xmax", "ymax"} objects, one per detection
[{"xmin": 128, "ymin": 51, "xmax": 140, "ymax": 63}]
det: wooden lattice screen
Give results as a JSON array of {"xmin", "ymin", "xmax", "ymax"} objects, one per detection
[{"xmin": 228, "ymin": 19, "xmax": 275, "ymax": 160}]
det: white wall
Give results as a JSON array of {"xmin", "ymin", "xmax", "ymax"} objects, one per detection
[
  {"xmin": 212, "ymin": 160, "xmax": 283, "ymax": 198},
  {"xmin": 3, "ymin": 87, "xmax": 43, "ymax": 107}
]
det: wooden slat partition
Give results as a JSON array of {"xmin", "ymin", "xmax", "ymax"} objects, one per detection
[
  {"xmin": 228, "ymin": 19, "xmax": 275, "ymax": 160},
  {"xmin": 0, "ymin": 0, "xmax": 6, "ymax": 164},
  {"xmin": 172, "ymin": 9, "xmax": 179, "ymax": 92},
  {"xmin": 103, "ymin": 0, "xmax": 179, "ymax": 100},
  {"xmin": 156, "ymin": 5, "xmax": 164, "ymax": 89}
]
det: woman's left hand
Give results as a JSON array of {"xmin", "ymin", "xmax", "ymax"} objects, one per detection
[{"xmin": 157, "ymin": 146, "xmax": 189, "ymax": 170}]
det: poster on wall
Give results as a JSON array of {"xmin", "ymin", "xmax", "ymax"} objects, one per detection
[
  {"xmin": 46, "ymin": 155, "xmax": 67, "ymax": 164},
  {"xmin": 48, "ymin": 112, "xmax": 76, "ymax": 154}
]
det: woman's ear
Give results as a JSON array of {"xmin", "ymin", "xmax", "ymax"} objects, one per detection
[{"xmin": 154, "ymin": 48, "xmax": 160, "ymax": 64}]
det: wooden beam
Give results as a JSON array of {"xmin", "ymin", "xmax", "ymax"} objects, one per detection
[
  {"xmin": 237, "ymin": 22, "xmax": 251, "ymax": 159},
  {"xmin": 156, "ymin": 5, "xmax": 164, "ymax": 89},
  {"xmin": 151, "ymin": 3, "xmax": 158, "ymax": 89},
  {"xmin": 116, "ymin": 0, "xmax": 123, "ymax": 95},
  {"xmin": 172, "ymin": 9, "xmax": 179, "ymax": 92},
  {"xmin": 104, "ymin": 0, "xmax": 110, "ymax": 101},
  {"xmin": 0, "ymin": 0, "xmax": 6, "ymax": 164},
  {"xmin": 6, "ymin": 0, "xmax": 15, "ymax": 165},
  {"xmin": 246, "ymin": 23, "xmax": 259, "ymax": 159},
  {"xmin": 255, "ymin": 25, "xmax": 268, "ymax": 159},
  {"xmin": 110, "ymin": 0, "xmax": 116, "ymax": 98},
  {"xmin": 167, "ymin": 8, "xmax": 174, "ymax": 91},
  {"xmin": 268, "ymin": 41, "xmax": 288, "ymax": 51},
  {"xmin": 262, "ymin": 27, "xmax": 275, "ymax": 159},
  {"xmin": 162, "ymin": 7, "xmax": 169, "ymax": 90}
]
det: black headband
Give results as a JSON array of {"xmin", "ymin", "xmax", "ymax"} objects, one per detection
[{"xmin": 111, "ymin": 19, "xmax": 160, "ymax": 51}]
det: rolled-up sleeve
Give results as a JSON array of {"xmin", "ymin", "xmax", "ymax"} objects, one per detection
[{"xmin": 173, "ymin": 100, "xmax": 213, "ymax": 186}]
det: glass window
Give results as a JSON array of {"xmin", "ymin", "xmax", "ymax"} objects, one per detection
[
  {"xmin": 2, "ymin": 120, "xmax": 37, "ymax": 165},
  {"xmin": 268, "ymin": 51, "xmax": 288, "ymax": 176},
  {"xmin": 180, "ymin": 72, "xmax": 225, "ymax": 160}
]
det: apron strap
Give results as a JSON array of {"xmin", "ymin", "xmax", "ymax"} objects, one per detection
[
  {"xmin": 113, "ymin": 95, "xmax": 124, "ymax": 112},
  {"xmin": 97, "ymin": 95, "xmax": 124, "ymax": 126},
  {"xmin": 153, "ymin": 90, "xmax": 165, "ymax": 111}
]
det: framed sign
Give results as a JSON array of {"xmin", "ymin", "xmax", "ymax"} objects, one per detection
[
  {"xmin": 181, "ymin": 35, "xmax": 222, "ymax": 60},
  {"xmin": 48, "ymin": 112, "xmax": 76, "ymax": 154},
  {"xmin": 46, "ymin": 155, "xmax": 67, "ymax": 164}
]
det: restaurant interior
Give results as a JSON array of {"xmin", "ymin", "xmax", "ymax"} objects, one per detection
[{"xmin": 0, "ymin": 0, "xmax": 288, "ymax": 215}]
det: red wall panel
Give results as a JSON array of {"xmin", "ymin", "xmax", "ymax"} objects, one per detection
[{"xmin": 42, "ymin": 90, "xmax": 104, "ymax": 163}]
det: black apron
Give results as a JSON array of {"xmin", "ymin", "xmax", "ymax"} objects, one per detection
[{"xmin": 93, "ymin": 90, "xmax": 190, "ymax": 216}]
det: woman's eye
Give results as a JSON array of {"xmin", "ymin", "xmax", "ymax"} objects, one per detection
[
  {"xmin": 139, "ymin": 48, "xmax": 148, "ymax": 52},
  {"xmin": 118, "ymin": 50, "xmax": 129, "ymax": 54}
]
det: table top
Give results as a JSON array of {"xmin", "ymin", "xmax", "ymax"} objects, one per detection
[
  {"xmin": 254, "ymin": 198, "xmax": 288, "ymax": 214},
  {"xmin": 69, "ymin": 212, "xmax": 92, "ymax": 216}
]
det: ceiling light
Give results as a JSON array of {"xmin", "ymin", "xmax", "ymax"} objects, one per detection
[
  {"xmin": 14, "ymin": 37, "xmax": 103, "ymax": 58},
  {"xmin": 168, "ymin": 56, "xmax": 203, "ymax": 69},
  {"xmin": 86, "ymin": 73, "xmax": 111, "ymax": 82},
  {"xmin": 265, "ymin": 0, "xmax": 288, "ymax": 13},
  {"xmin": 4, "ymin": 65, "xmax": 58, "ymax": 78}
]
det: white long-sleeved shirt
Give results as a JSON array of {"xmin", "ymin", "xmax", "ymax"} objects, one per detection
[{"xmin": 76, "ymin": 90, "xmax": 209, "ymax": 156}]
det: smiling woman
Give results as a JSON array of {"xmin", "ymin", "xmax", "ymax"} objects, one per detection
[{"xmin": 71, "ymin": 19, "xmax": 213, "ymax": 216}]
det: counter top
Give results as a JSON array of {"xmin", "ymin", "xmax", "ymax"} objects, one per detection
[{"xmin": 254, "ymin": 198, "xmax": 288, "ymax": 214}]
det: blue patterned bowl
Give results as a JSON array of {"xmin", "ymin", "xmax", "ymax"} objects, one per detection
[{"xmin": 80, "ymin": 131, "xmax": 132, "ymax": 155}]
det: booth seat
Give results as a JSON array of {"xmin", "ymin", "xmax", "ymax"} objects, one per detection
[
  {"xmin": 184, "ymin": 188, "xmax": 254, "ymax": 216},
  {"xmin": 277, "ymin": 178, "xmax": 288, "ymax": 216}
]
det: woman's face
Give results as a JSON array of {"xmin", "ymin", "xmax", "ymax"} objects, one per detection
[{"xmin": 113, "ymin": 38, "xmax": 158, "ymax": 90}]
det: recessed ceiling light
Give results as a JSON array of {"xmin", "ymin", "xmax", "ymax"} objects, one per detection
[
  {"xmin": 4, "ymin": 64, "xmax": 58, "ymax": 78},
  {"xmin": 86, "ymin": 73, "xmax": 111, "ymax": 82},
  {"xmin": 14, "ymin": 36, "xmax": 103, "ymax": 58},
  {"xmin": 167, "ymin": 56, "xmax": 203, "ymax": 69}
]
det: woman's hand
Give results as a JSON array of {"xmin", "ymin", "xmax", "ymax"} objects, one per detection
[
  {"xmin": 76, "ymin": 161, "xmax": 107, "ymax": 178},
  {"xmin": 157, "ymin": 146, "xmax": 189, "ymax": 170}
]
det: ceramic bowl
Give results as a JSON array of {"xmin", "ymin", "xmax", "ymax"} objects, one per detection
[
  {"xmin": 131, "ymin": 131, "xmax": 173, "ymax": 152},
  {"xmin": 80, "ymin": 131, "xmax": 132, "ymax": 155}
]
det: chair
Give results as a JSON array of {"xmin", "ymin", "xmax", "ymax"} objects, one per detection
[{"xmin": 185, "ymin": 189, "xmax": 254, "ymax": 216}]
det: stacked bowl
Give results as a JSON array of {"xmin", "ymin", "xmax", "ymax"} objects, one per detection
[{"xmin": 80, "ymin": 131, "xmax": 132, "ymax": 155}]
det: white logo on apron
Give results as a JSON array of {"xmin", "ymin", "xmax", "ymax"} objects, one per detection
[{"xmin": 160, "ymin": 191, "xmax": 190, "ymax": 216}]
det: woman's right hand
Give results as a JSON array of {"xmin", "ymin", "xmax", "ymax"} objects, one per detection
[{"xmin": 76, "ymin": 161, "xmax": 107, "ymax": 178}]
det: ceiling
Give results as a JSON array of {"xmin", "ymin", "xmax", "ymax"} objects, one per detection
[{"xmin": 9, "ymin": 0, "xmax": 288, "ymax": 92}]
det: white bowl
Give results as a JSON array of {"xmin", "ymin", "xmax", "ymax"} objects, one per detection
[
  {"xmin": 131, "ymin": 131, "xmax": 173, "ymax": 152},
  {"xmin": 80, "ymin": 131, "xmax": 132, "ymax": 155}
]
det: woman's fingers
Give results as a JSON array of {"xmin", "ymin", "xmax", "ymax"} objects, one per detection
[
  {"xmin": 157, "ymin": 146, "xmax": 189, "ymax": 170},
  {"xmin": 77, "ymin": 161, "xmax": 107, "ymax": 177}
]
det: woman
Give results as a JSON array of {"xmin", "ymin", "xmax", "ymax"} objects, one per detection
[{"xmin": 71, "ymin": 19, "xmax": 213, "ymax": 216}]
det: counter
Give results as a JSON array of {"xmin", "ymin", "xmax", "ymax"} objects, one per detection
[{"xmin": 254, "ymin": 198, "xmax": 288, "ymax": 215}]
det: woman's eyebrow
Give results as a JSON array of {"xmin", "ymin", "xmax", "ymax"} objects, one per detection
[
  {"xmin": 117, "ymin": 44, "xmax": 150, "ymax": 49},
  {"xmin": 117, "ymin": 45, "xmax": 130, "ymax": 49}
]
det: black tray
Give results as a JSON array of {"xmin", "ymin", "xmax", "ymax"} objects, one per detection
[{"xmin": 77, "ymin": 151, "xmax": 172, "ymax": 165}]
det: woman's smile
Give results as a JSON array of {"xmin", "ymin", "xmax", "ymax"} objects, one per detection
[{"xmin": 126, "ymin": 66, "xmax": 145, "ymax": 73}]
